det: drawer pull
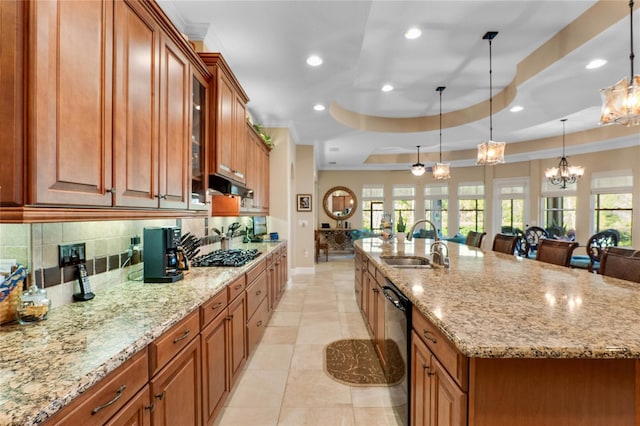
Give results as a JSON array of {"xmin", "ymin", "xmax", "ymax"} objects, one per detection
[
  {"xmin": 212, "ymin": 302, "xmax": 223, "ymax": 309},
  {"xmin": 234, "ymin": 285, "xmax": 242, "ymax": 290},
  {"xmin": 422, "ymin": 329, "xmax": 437, "ymax": 344},
  {"xmin": 256, "ymin": 320, "xmax": 263, "ymax": 327},
  {"xmin": 173, "ymin": 329, "xmax": 191, "ymax": 344},
  {"xmin": 91, "ymin": 385, "xmax": 126, "ymax": 415},
  {"xmin": 255, "ymin": 290, "xmax": 262, "ymax": 296}
]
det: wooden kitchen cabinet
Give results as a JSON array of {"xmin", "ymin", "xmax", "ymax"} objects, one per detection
[
  {"xmin": 190, "ymin": 69, "xmax": 210, "ymax": 210},
  {"xmin": 44, "ymin": 349, "xmax": 149, "ymax": 425},
  {"xmin": 228, "ymin": 291, "xmax": 247, "ymax": 388},
  {"xmin": 246, "ymin": 267, "xmax": 268, "ymax": 354},
  {"xmin": 201, "ymin": 308, "xmax": 230, "ymax": 426},
  {"xmin": 113, "ymin": 0, "xmax": 189, "ymax": 209},
  {"xmin": 105, "ymin": 385, "xmax": 151, "ymax": 426},
  {"xmin": 374, "ymin": 272, "xmax": 386, "ymax": 368},
  {"xmin": 0, "ymin": 0, "xmax": 24, "ymax": 207},
  {"xmin": 411, "ymin": 330, "xmax": 467, "ymax": 426},
  {"xmin": 243, "ymin": 124, "xmax": 271, "ymax": 214},
  {"xmin": 149, "ymin": 336, "xmax": 202, "ymax": 426},
  {"xmin": 29, "ymin": 0, "xmax": 114, "ymax": 206},
  {"xmin": 1, "ymin": 0, "xmax": 213, "ymax": 222},
  {"xmin": 199, "ymin": 53, "xmax": 250, "ymax": 185}
]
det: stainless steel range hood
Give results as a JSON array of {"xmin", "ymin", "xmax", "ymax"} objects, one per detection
[{"xmin": 208, "ymin": 174, "xmax": 254, "ymax": 199}]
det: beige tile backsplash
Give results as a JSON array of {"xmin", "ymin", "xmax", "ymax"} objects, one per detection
[{"xmin": 0, "ymin": 216, "xmax": 255, "ymax": 308}]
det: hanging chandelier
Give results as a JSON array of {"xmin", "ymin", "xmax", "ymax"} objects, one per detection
[
  {"xmin": 432, "ymin": 86, "xmax": 451, "ymax": 180},
  {"xmin": 545, "ymin": 119, "xmax": 584, "ymax": 189},
  {"xmin": 411, "ymin": 145, "xmax": 426, "ymax": 176},
  {"xmin": 600, "ymin": 0, "xmax": 640, "ymax": 127},
  {"xmin": 477, "ymin": 31, "xmax": 506, "ymax": 165}
]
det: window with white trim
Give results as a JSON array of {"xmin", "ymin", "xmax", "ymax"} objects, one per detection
[
  {"xmin": 591, "ymin": 171, "xmax": 633, "ymax": 246},
  {"xmin": 541, "ymin": 180, "xmax": 577, "ymax": 239},
  {"xmin": 495, "ymin": 179, "xmax": 527, "ymax": 235},
  {"xmin": 425, "ymin": 184, "xmax": 448, "ymax": 236},
  {"xmin": 458, "ymin": 183, "xmax": 485, "ymax": 235},
  {"xmin": 393, "ymin": 185, "xmax": 415, "ymax": 231},
  {"xmin": 361, "ymin": 185, "xmax": 384, "ymax": 232}
]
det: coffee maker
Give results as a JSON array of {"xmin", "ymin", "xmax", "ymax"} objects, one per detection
[{"xmin": 143, "ymin": 227, "xmax": 186, "ymax": 283}]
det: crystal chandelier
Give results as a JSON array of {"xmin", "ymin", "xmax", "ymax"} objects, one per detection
[
  {"xmin": 432, "ymin": 86, "xmax": 450, "ymax": 180},
  {"xmin": 477, "ymin": 31, "xmax": 506, "ymax": 165},
  {"xmin": 545, "ymin": 119, "xmax": 584, "ymax": 189},
  {"xmin": 411, "ymin": 145, "xmax": 426, "ymax": 176},
  {"xmin": 600, "ymin": 0, "xmax": 640, "ymax": 127}
]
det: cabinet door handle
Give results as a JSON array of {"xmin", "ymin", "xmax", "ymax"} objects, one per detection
[
  {"xmin": 145, "ymin": 403, "xmax": 155, "ymax": 412},
  {"xmin": 256, "ymin": 320, "xmax": 263, "ymax": 327},
  {"xmin": 91, "ymin": 385, "xmax": 126, "ymax": 414},
  {"xmin": 423, "ymin": 365, "xmax": 435, "ymax": 377},
  {"xmin": 234, "ymin": 285, "xmax": 242, "ymax": 290},
  {"xmin": 255, "ymin": 290, "xmax": 262, "ymax": 296},
  {"xmin": 106, "ymin": 188, "xmax": 116, "ymax": 194},
  {"xmin": 422, "ymin": 329, "xmax": 437, "ymax": 344},
  {"xmin": 155, "ymin": 391, "xmax": 166, "ymax": 400},
  {"xmin": 212, "ymin": 302, "xmax": 223, "ymax": 309},
  {"xmin": 173, "ymin": 329, "xmax": 190, "ymax": 344}
]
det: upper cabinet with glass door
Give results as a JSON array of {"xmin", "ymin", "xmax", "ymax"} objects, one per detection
[{"xmin": 190, "ymin": 71, "xmax": 209, "ymax": 210}]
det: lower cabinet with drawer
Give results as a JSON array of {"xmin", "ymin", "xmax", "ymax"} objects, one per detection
[
  {"xmin": 246, "ymin": 266, "xmax": 268, "ymax": 355},
  {"xmin": 148, "ymin": 311, "xmax": 202, "ymax": 426},
  {"xmin": 411, "ymin": 306, "xmax": 468, "ymax": 426},
  {"xmin": 45, "ymin": 349, "xmax": 150, "ymax": 426}
]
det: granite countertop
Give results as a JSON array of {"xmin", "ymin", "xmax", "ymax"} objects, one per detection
[
  {"xmin": 357, "ymin": 238, "xmax": 640, "ymax": 360},
  {"xmin": 0, "ymin": 242, "xmax": 284, "ymax": 426}
]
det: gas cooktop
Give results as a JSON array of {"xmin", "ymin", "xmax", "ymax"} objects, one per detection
[{"xmin": 191, "ymin": 249, "xmax": 261, "ymax": 267}]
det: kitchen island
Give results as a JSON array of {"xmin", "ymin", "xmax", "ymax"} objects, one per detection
[
  {"xmin": 0, "ymin": 241, "xmax": 286, "ymax": 426},
  {"xmin": 356, "ymin": 237, "xmax": 640, "ymax": 426}
]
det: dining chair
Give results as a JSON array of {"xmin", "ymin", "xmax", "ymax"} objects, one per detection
[
  {"xmin": 535, "ymin": 239, "xmax": 579, "ymax": 267},
  {"xmin": 466, "ymin": 230, "xmax": 486, "ymax": 248},
  {"xmin": 492, "ymin": 233, "xmax": 519, "ymax": 255},
  {"xmin": 585, "ymin": 229, "xmax": 620, "ymax": 272},
  {"xmin": 600, "ymin": 251, "xmax": 640, "ymax": 283},
  {"xmin": 607, "ymin": 246, "xmax": 639, "ymax": 257},
  {"xmin": 524, "ymin": 226, "xmax": 549, "ymax": 258},
  {"xmin": 315, "ymin": 230, "xmax": 329, "ymax": 262}
]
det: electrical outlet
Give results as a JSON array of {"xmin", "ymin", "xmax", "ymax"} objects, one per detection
[{"xmin": 58, "ymin": 243, "xmax": 87, "ymax": 267}]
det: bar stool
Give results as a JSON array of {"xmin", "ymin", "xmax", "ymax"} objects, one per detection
[{"xmin": 536, "ymin": 239, "xmax": 579, "ymax": 267}]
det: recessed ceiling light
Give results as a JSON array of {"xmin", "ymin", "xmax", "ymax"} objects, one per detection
[
  {"xmin": 510, "ymin": 105, "xmax": 524, "ymax": 112},
  {"xmin": 306, "ymin": 55, "xmax": 323, "ymax": 66},
  {"xmin": 313, "ymin": 103, "xmax": 326, "ymax": 111},
  {"xmin": 328, "ymin": 161, "xmax": 337, "ymax": 165},
  {"xmin": 329, "ymin": 147, "xmax": 339, "ymax": 152},
  {"xmin": 405, "ymin": 27, "xmax": 422, "ymax": 40},
  {"xmin": 586, "ymin": 58, "xmax": 607, "ymax": 69},
  {"xmin": 381, "ymin": 84, "xmax": 394, "ymax": 92}
]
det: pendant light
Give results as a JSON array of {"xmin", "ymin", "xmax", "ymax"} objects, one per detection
[
  {"xmin": 411, "ymin": 146, "xmax": 426, "ymax": 176},
  {"xmin": 600, "ymin": 0, "xmax": 640, "ymax": 127},
  {"xmin": 432, "ymin": 86, "xmax": 451, "ymax": 180},
  {"xmin": 477, "ymin": 31, "xmax": 506, "ymax": 165},
  {"xmin": 544, "ymin": 119, "xmax": 584, "ymax": 189}
]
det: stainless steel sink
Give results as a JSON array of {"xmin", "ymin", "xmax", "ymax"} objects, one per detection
[{"xmin": 380, "ymin": 256, "xmax": 433, "ymax": 269}]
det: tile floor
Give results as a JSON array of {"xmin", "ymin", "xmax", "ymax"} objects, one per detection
[{"xmin": 214, "ymin": 255, "xmax": 404, "ymax": 426}]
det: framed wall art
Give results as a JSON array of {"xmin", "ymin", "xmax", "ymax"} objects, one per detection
[{"xmin": 297, "ymin": 194, "xmax": 312, "ymax": 212}]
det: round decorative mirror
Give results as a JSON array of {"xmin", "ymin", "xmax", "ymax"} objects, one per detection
[{"xmin": 322, "ymin": 186, "xmax": 357, "ymax": 221}]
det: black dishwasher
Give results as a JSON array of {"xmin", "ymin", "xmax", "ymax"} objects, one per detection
[{"xmin": 382, "ymin": 278, "xmax": 412, "ymax": 426}]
